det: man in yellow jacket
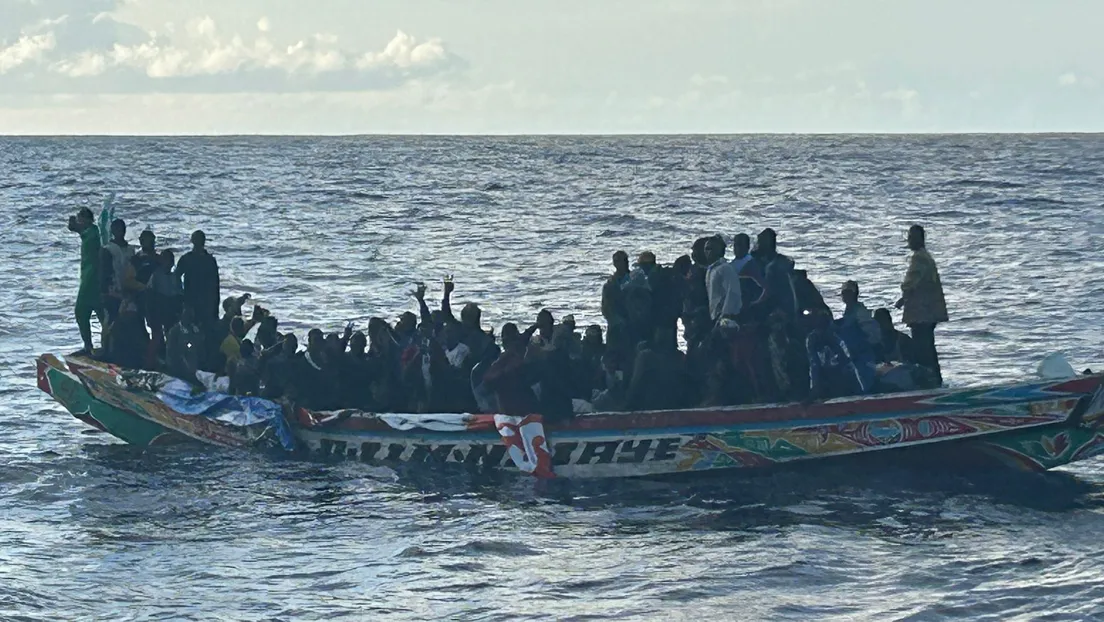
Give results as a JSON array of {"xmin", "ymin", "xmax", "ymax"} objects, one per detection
[{"xmin": 895, "ymin": 225, "xmax": 949, "ymax": 385}]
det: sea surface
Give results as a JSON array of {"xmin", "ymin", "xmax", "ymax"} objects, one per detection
[{"xmin": 1, "ymin": 135, "xmax": 1103, "ymax": 621}]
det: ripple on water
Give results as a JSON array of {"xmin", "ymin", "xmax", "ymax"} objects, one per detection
[{"xmin": 2, "ymin": 135, "xmax": 1104, "ymax": 619}]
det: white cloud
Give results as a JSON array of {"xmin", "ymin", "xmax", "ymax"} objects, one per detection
[
  {"xmin": 1059, "ymin": 72, "xmax": 1078, "ymax": 86},
  {"xmin": 256, "ymin": 17, "xmax": 270, "ymax": 33},
  {"xmin": 356, "ymin": 30, "xmax": 447, "ymax": 70},
  {"xmin": 0, "ymin": 32, "xmax": 58, "ymax": 73},
  {"xmin": 52, "ymin": 50, "xmax": 107, "ymax": 76}
]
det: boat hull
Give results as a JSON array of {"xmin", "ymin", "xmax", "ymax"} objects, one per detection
[
  {"xmin": 295, "ymin": 374, "xmax": 1104, "ymax": 478},
  {"xmin": 36, "ymin": 353, "xmax": 1104, "ymax": 479}
]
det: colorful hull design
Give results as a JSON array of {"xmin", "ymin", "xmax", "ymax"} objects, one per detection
[
  {"xmin": 36, "ymin": 353, "xmax": 1104, "ymax": 478},
  {"xmin": 36, "ymin": 354, "xmax": 181, "ymax": 447},
  {"xmin": 295, "ymin": 374, "xmax": 1104, "ymax": 478}
]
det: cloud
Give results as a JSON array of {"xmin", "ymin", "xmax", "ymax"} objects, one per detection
[
  {"xmin": 0, "ymin": 33, "xmax": 57, "ymax": 73},
  {"xmin": 1058, "ymin": 72, "xmax": 1078, "ymax": 86},
  {"xmin": 0, "ymin": 10, "xmax": 463, "ymax": 93}
]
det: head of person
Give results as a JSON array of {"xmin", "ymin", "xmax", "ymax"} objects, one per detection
[
  {"xmin": 672, "ymin": 254, "xmax": 692, "ymax": 277},
  {"xmin": 429, "ymin": 309, "xmax": 444, "ymax": 327},
  {"xmin": 908, "ymin": 224, "xmax": 926, "ymax": 251},
  {"xmin": 324, "ymin": 333, "xmax": 342, "ymax": 356},
  {"xmin": 612, "ymin": 250, "xmax": 630, "ymax": 274},
  {"xmin": 536, "ymin": 309, "xmax": 554, "ymax": 335},
  {"xmin": 583, "ymin": 325, "xmax": 604, "ymax": 347},
  {"xmin": 159, "ymin": 249, "xmax": 175, "ymax": 270},
  {"xmin": 76, "ymin": 207, "xmax": 95, "ymax": 230},
  {"xmin": 691, "ymin": 237, "xmax": 709, "ymax": 266},
  {"xmin": 636, "ymin": 251, "xmax": 657, "ymax": 274},
  {"xmin": 460, "ymin": 302, "xmax": 482, "ymax": 329},
  {"xmin": 501, "ymin": 323, "xmax": 523, "ymax": 352},
  {"xmin": 110, "ymin": 218, "xmax": 127, "ymax": 242},
  {"xmin": 222, "ymin": 296, "xmax": 239, "ymax": 317},
  {"xmin": 873, "ymin": 308, "xmax": 894, "ymax": 332},
  {"xmin": 283, "ymin": 333, "xmax": 299, "ymax": 355},
  {"xmin": 240, "ymin": 339, "xmax": 255, "ymax": 359},
  {"xmin": 841, "ymin": 280, "xmax": 860, "ymax": 305},
  {"xmin": 442, "ymin": 322, "xmax": 462, "ymax": 349},
  {"xmin": 349, "ymin": 331, "xmax": 367, "ymax": 355},
  {"xmin": 756, "ymin": 228, "xmax": 777, "ymax": 256},
  {"xmin": 307, "ymin": 328, "xmax": 324, "ymax": 354},
  {"xmin": 139, "ymin": 230, "xmax": 156, "ymax": 254},
  {"xmin": 705, "ymin": 235, "xmax": 726, "ymax": 264},
  {"xmin": 395, "ymin": 312, "xmax": 417, "ymax": 336},
  {"xmin": 733, "ymin": 233, "xmax": 751, "ymax": 258},
  {"xmin": 260, "ymin": 315, "xmax": 278, "ymax": 333},
  {"xmin": 190, "ymin": 230, "xmax": 206, "ymax": 251},
  {"xmin": 230, "ymin": 316, "xmax": 246, "ymax": 338},
  {"xmin": 562, "ymin": 315, "xmax": 577, "ymax": 334}
]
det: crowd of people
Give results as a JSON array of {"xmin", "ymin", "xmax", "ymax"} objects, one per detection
[{"xmin": 67, "ymin": 206, "xmax": 949, "ymax": 419}]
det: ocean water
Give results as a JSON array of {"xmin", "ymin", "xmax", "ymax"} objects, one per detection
[{"xmin": 1, "ymin": 135, "xmax": 1103, "ymax": 620}]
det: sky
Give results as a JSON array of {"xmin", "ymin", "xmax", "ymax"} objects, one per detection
[{"xmin": 1, "ymin": 0, "xmax": 1102, "ymax": 134}]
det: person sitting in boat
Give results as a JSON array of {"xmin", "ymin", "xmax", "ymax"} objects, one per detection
[
  {"xmin": 166, "ymin": 305, "xmax": 204, "ymax": 388},
  {"xmin": 834, "ymin": 280, "xmax": 880, "ymax": 392},
  {"xmin": 625, "ymin": 327, "xmax": 689, "ymax": 411},
  {"xmin": 336, "ymin": 331, "xmax": 375, "ymax": 409},
  {"xmin": 176, "ymin": 230, "xmax": 220, "ymax": 327},
  {"xmin": 437, "ymin": 277, "xmax": 495, "ymax": 360},
  {"xmin": 531, "ymin": 309, "xmax": 557, "ymax": 350},
  {"xmin": 806, "ymin": 309, "xmax": 868, "ymax": 400},
  {"xmin": 894, "ymin": 224, "xmax": 949, "ymax": 386},
  {"xmin": 260, "ymin": 333, "xmax": 300, "ymax": 400},
  {"xmin": 601, "ymin": 250, "xmax": 632, "ymax": 355},
  {"xmin": 255, "ymin": 315, "xmax": 281, "ymax": 351},
  {"xmin": 872, "ymin": 307, "xmax": 916, "ymax": 365},
  {"xmin": 229, "ymin": 339, "xmax": 261, "ymax": 396},
  {"xmin": 483, "ymin": 323, "xmax": 539, "ymax": 416},
  {"xmin": 290, "ymin": 329, "xmax": 341, "ymax": 410},
  {"xmin": 68, "ymin": 207, "xmax": 104, "ymax": 355},
  {"xmin": 530, "ymin": 325, "xmax": 576, "ymax": 422},
  {"xmin": 219, "ymin": 316, "xmax": 250, "ymax": 375},
  {"xmin": 573, "ymin": 325, "xmax": 607, "ymax": 400}
]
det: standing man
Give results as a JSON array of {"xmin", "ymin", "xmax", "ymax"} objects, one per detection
[
  {"xmin": 176, "ymin": 230, "xmax": 220, "ymax": 326},
  {"xmin": 895, "ymin": 225, "xmax": 948, "ymax": 385},
  {"xmin": 68, "ymin": 207, "xmax": 103, "ymax": 355}
]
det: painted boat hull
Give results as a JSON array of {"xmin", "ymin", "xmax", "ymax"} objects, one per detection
[
  {"xmin": 36, "ymin": 353, "xmax": 1104, "ymax": 478},
  {"xmin": 295, "ymin": 374, "xmax": 1104, "ymax": 477},
  {"xmin": 36, "ymin": 354, "xmax": 182, "ymax": 447}
]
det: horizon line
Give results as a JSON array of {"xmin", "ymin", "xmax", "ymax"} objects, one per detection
[{"xmin": 2, "ymin": 130, "xmax": 1103, "ymax": 138}]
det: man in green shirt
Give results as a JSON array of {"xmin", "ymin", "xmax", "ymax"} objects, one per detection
[{"xmin": 68, "ymin": 207, "xmax": 104, "ymax": 354}]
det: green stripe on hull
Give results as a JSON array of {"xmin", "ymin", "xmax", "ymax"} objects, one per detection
[{"xmin": 44, "ymin": 365, "xmax": 175, "ymax": 447}]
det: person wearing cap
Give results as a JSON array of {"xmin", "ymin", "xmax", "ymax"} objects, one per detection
[{"xmin": 894, "ymin": 224, "xmax": 948, "ymax": 385}]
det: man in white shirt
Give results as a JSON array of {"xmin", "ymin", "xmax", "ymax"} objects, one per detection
[{"xmin": 705, "ymin": 235, "xmax": 742, "ymax": 323}]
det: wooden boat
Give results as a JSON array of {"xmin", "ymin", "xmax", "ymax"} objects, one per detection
[{"xmin": 36, "ymin": 353, "xmax": 1104, "ymax": 478}]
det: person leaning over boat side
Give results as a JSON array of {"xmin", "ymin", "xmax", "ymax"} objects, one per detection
[
  {"xmin": 895, "ymin": 224, "xmax": 948, "ymax": 386},
  {"xmin": 805, "ymin": 308, "xmax": 867, "ymax": 400},
  {"xmin": 68, "ymin": 207, "xmax": 105, "ymax": 355},
  {"xmin": 176, "ymin": 230, "xmax": 220, "ymax": 327}
]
